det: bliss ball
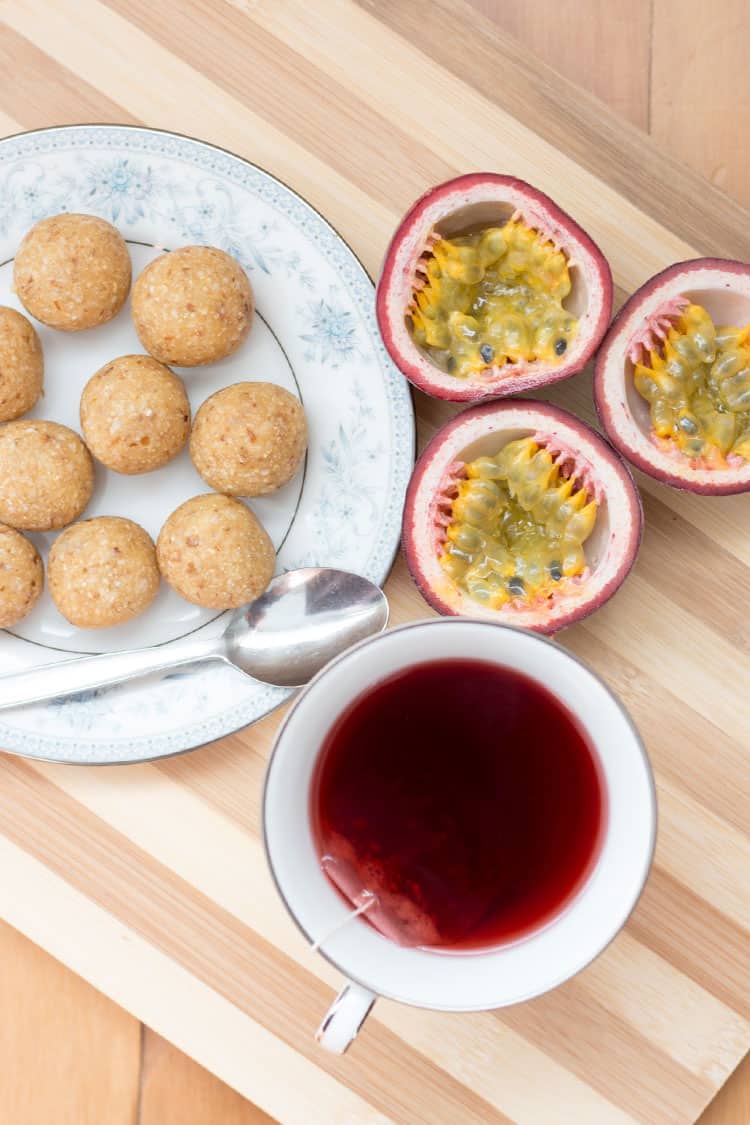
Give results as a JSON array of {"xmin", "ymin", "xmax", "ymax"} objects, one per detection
[
  {"xmin": 80, "ymin": 354, "xmax": 191, "ymax": 474},
  {"xmin": 0, "ymin": 523, "xmax": 43, "ymax": 628},
  {"xmin": 131, "ymin": 245, "xmax": 254, "ymax": 366},
  {"xmin": 0, "ymin": 307, "xmax": 44, "ymax": 421},
  {"xmin": 14, "ymin": 213, "xmax": 131, "ymax": 331},
  {"xmin": 48, "ymin": 516, "xmax": 159, "ymax": 628},
  {"xmin": 0, "ymin": 420, "xmax": 94, "ymax": 531},
  {"xmin": 190, "ymin": 382, "xmax": 307, "ymax": 497},
  {"xmin": 157, "ymin": 493, "xmax": 274, "ymax": 610}
]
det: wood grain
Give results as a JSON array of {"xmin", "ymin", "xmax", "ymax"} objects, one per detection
[
  {"xmin": 362, "ymin": 0, "xmax": 750, "ymax": 263},
  {"xmin": 0, "ymin": 2, "xmax": 747, "ymax": 1123},
  {"xmin": 0, "ymin": 920, "xmax": 141, "ymax": 1125},
  {"xmin": 471, "ymin": 0, "xmax": 652, "ymax": 129},
  {"xmin": 140, "ymin": 1030, "xmax": 276, "ymax": 1125},
  {"xmin": 0, "ymin": 22, "xmax": 137, "ymax": 128},
  {"xmin": 652, "ymin": 0, "xmax": 750, "ymax": 207}
]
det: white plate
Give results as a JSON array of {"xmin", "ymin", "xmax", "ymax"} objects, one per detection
[{"xmin": 0, "ymin": 125, "xmax": 414, "ymax": 764}]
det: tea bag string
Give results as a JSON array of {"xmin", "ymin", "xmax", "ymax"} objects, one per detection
[{"xmin": 310, "ymin": 892, "xmax": 377, "ymax": 953}]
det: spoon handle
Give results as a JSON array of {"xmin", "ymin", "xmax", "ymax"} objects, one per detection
[{"xmin": 0, "ymin": 634, "xmax": 224, "ymax": 711}]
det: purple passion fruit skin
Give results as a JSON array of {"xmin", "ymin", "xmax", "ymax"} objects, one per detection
[
  {"xmin": 403, "ymin": 400, "xmax": 642, "ymax": 634},
  {"xmin": 377, "ymin": 173, "xmax": 613, "ymax": 403},
  {"xmin": 594, "ymin": 258, "xmax": 750, "ymax": 495}
]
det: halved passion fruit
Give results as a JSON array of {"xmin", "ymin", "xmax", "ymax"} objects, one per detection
[
  {"xmin": 376, "ymin": 173, "xmax": 613, "ymax": 402},
  {"xmin": 595, "ymin": 259, "xmax": 750, "ymax": 494},
  {"xmin": 403, "ymin": 401, "xmax": 641, "ymax": 634}
]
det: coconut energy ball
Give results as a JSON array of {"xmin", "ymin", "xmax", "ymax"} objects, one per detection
[
  {"xmin": 14, "ymin": 213, "xmax": 131, "ymax": 331},
  {"xmin": 48, "ymin": 516, "xmax": 159, "ymax": 628},
  {"xmin": 0, "ymin": 420, "xmax": 94, "ymax": 531},
  {"xmin": 157, "ymin": 493, "xmax": 275, "ymax": 610},
  {"xmin": 132, "ymin": 245, "xmax": 254, "ymax": 366},
  {"xmin": 0, "ymin": 523, "xmax": 43, "ymax": 628},
  {"xmin": 80, "ymin": 354, "xmax": 191, "ymax": 474},
  {"xmin": 190, "ymin": 382, "xmax": 307, "ymax": 497},
  {"xmin": 0, "ymin": 307, "xmax": 44, "ymax": 421}
]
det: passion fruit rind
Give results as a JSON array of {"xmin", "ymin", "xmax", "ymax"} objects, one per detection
[
  {"xmin": 377, "ymin": 173, "xmax": 613, "ymax": 403},
  {"xmin": 403, "ymin": 400, "xmax": 642, "ymax": 634},
  {"xmin": 594, "ymin": 257, "xmax": 750, "ymax": 495}
]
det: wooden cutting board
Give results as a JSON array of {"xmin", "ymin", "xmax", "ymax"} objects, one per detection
[{"xmin": 0, "ymin": 2, "xmax": 748, "ymax": 1122}]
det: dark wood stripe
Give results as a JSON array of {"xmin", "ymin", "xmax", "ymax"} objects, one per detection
[
  {"xmin": 359, "ymin": 0, "xmax": 750, "ymax": 261},
  {"xmin": 0, "ymin": 755, "xmax": 510, "ymax": 1125},
  {"xmin": 637, "ymin": 491, "xmax": 750, "ymax": 659},
  {"xmin": 156, "ymin": 733, "xmax": 270, "ymax": 837},
  {"xmin": 163, "ymin": 616, "xmax": 750, "ymax": 850},
  {"xmin": 627, "ymin": 867, "xmax": 750, "ymax": 1022},
  {"xmin": 565, "ymin": 630, "xmax": 750, "ymax": 835},
  {"xmin": 498, "ymin": 968, "xmax": 711, "ymax": 1125},
  {"xmin": 102, "ymin": 0, "xmax": 454, "ymax": 216},
  {"xmin": 0, "ymin": 24, "xmax": 138, "ymax": 129}
]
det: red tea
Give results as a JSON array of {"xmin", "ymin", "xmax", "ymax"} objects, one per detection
[{"xmin": 310, "ymin": 658, "xmax": 606, "ymax": 950}]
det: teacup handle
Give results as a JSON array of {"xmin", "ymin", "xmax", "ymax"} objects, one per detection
[{"xmin": 315, "ymin": 982, "xmax": 376, "ymax": 1053}]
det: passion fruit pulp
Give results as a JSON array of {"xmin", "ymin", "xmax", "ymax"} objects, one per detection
[
  {"xmin": 594, "ymin": 258, "xmax": 750, "ymax": 494},
  {"xmin": 377, "ymin": 173, "xmax": 613, "ymax": 403},
  {"xmin": 439, "ymin": 436, "xmax": 598, "ymax": 610},
  {"xmin": 403, "ymin": 400, "xmax": 641, "ymax": 634}
]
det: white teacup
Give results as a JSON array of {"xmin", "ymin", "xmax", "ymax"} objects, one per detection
[{"xmin": 263, "ymin": 619, "xmax": 656, "ymax": 1053}]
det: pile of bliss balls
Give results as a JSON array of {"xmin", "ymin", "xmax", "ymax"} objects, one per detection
[{"xmin": 0, "ymin": 213, "xmax": 307, "ymax": 631}]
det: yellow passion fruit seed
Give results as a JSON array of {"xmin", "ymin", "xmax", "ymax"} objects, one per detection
[
  {"xmin": 410, "ymin": 220, "xmax": 578, "ymax": 378},
  {"xmin": 634, "ymin": 302, "xmax": 750, "ymax": 465},
  {"xmin": 439, "ymin": 437, "xmax": 596, "ymax": 610}
]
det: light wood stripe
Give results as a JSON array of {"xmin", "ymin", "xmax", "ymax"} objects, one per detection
[
  {"xmin": 564, "ymin": 630, "xmax": 749, "ymax": 834},
  {"xmin": 647, "ymin": 487, "xmax": 750, "ymax": 569},
  {"xmin": 0, "ymin": 0, "xmax": 394, "ymax": 269},
  {"xmin": 234, "ymin": 0, "xmax": 697, "ymax": 277},
  {"xmin": 582, "ymin": 574, "xmax": 749, "ymax": 745},
  {"xmin": 362, "ymin": 0, "xmax": 750, "ymax": 259},
  {"xmin": 26, "ymin": 756, "xmax": 635, "ymax": 1122},
  {"xmin": 655, "ymin": 785, "xmax": 750, "ymax": 931},
  {"xmin": 497, "ymin": 982, "xmax": 708, "ymax": 1125},
  {"xmin": 108, "ymin": 0, "xmax": 456, "ymax": 213},
  {"xmin": 417, "ymin": 368, "xmax": 750, "ymax": 574},
  {"xmin": 579, "ymin": 932, "xmax": 748, "ymax": 1080},
  {"xmin": 629, "ymin": 869, "xmax": 750, "ymax": 1022},
  {"xmin": 102, "ymin": 0, "xmax": 699, "ymax": 304},
  {"xmin": 637, "ymin": 492, "xmax": 750, "ymax": 658},
  {"xmin": 0, "ymin": 758, "xmax": 510, "ymax": 1125},
  {"xmin": 0, "ymin": 22, "xmax": 137, "ymax": 128},
  {"xmin": 24, "ymin": 754, "xmax": 749, "ymax": 1102},
  {"xmin": 0, "ymin": 836, "xmax": 388, "ymax": 1125},
  {"xmin": 158, "ymin": 734, "xmax": 269, "ymax": 836},
  {"xmin": 156, "ymin": 629, "xmax": 750, "ymax": 1032},
  {"xmin": 0, "ymin": 110, "xmax": 22, "ymax": 139}
]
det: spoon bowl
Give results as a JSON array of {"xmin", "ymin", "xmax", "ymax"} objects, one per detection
[
  {"xmin": 225, "ymin": 568, "xmax": 389, "ymax": 687},
  {"xmin": 0, "ymin": 568, "xmax": 389, "ymax": 711}
]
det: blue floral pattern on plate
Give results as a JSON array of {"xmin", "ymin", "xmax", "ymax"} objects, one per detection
[{"xmin": 0, "ymin": 126, "xmax": 414, "ymax": 764}]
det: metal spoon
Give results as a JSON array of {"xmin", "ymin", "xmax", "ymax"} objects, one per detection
[{"xmin": 0, "ymin": 568, "xmax": 388, "ymax": 711}]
